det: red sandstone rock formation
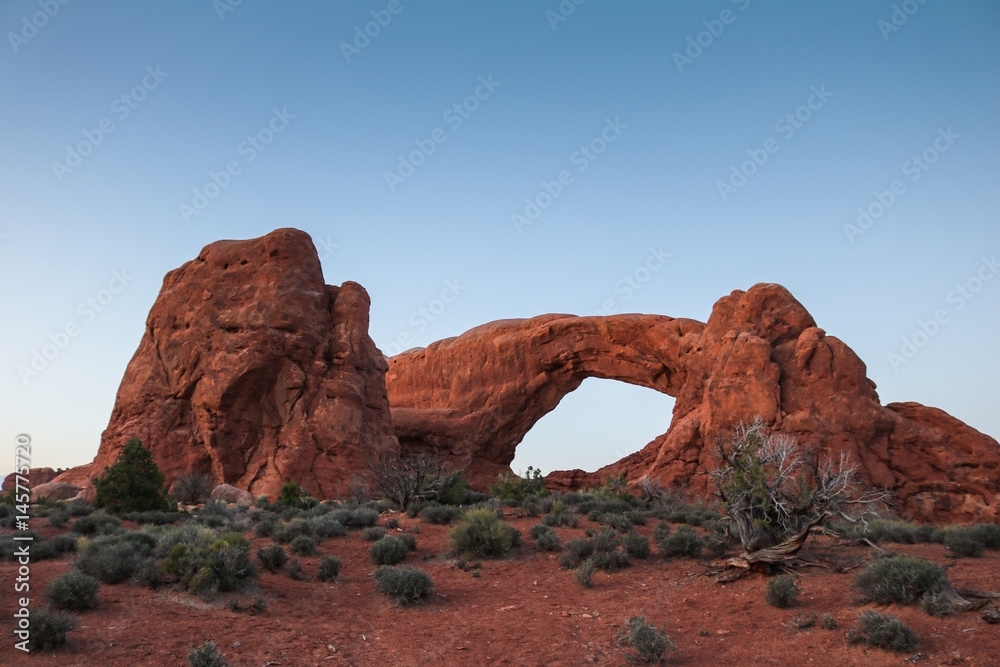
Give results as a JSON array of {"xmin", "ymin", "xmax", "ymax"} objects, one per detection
[
  {"xmin": 2, "ymin": 467, "xmax": 59, "ymax": 493},
  {"xmin": 386, "ymin": 284, "xmax": 999, "ymax": 522},
  {"xmin": 90, "ymin": 228, "xmax": 398, "ymax": 500}
]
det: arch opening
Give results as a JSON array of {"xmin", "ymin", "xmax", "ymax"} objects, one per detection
[{"xmin": 509, "ymin": 377, "xmax": 676, "ymax": 476}]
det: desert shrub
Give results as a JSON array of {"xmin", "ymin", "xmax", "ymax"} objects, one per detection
[
  {"xmin": 286, "ymin": 558, "xmax": 303, "ymax": 580},
  {"xmin": 93, "ymin": 437, "xmax": 174, "ymax": 514},
  {"xmin": 489, "ymin": 466, "xmax": 547, "ymax": 502},
  {"xmin": 791, "ymin": 612, "xmax": 817, "ymax": 630},
  {"xmin": 820, "ymin": 614, "xmax": 838, "ymax": 629},
  {"xmin": 277, "ymin": 481, "xmax": 317, "ymax": 510},
  {"xmin": 385, "ymin": 517, "xmax": 399, "ymax": 529},
  {"xmin": 47, "ymin": 510, "xmax": 70, "ymax": 527},
  {"xmin": 362, "ymin": 526, "xmax": 387, "ymax": 541},
  {"xmin": 26, "ymin": 608, "xmax": 78, "ymax": 651},
  {"xmin": 47, "ymin": 571, "xmax": 100, "ymax": 610},
  {"xmin": 72, "ymin": 512, "xmax": 122, "ymax": 535},
  {"xmin": 658, "ymin": 525, "xmax": 702, "ymax": 558},
  {"xmin": 318, "ymin": 555, "xmax": 342, "ymax": 582},
  {"xmin": 254, "ymin": 517, "xmax": 279, "ymax": 538},
  {"xmin": 305, "ymin": 516, "xmax": 345, "ymax": 539},
  {"xmin": 575, "ymin": 558, "xmax": 595, "ymax": 587},
  {"xmin": 602, "ymin": 513, "xmax": 634, "ymax": 533},
  {"xmin": 27, "ymin": 533, "xmax": 79, "ymax": 561},
  {"xmin": 531, "ymin": 524, "xmax": 561, "ymax": 551},
  {"xmin": 136, "ymin": 559, "xmax": 163, "ymax": 589},
  {"xmin": 75, "ymin": 535, "xmax": 151, "ymax": 584},
  {"xmin": 847, "ymin": 610, "xmax": 919, "ymax": 653},
  {"xmin": 765, "ymin": 574, "xmax": 799, "ymax": 608},
  {"xmin": 541, "ymin": 504, "xmax": 577, "ymax": 528},
  {"xmin": 652, "ymin": 521, "xmax": 671, "ymax": 544},
  {"xmin": 591, "ymin": 528, "xmax": 622, "ymax": 553},
  {"xmin": 965, "ymin": 523, "xmax": 1000, "ymax": 549},
  {"xmin": 163, "ymin": 532, "xmax": 257, "ymax": 597},
  {"xmin": 399, "ymin": 533, "xmax": 418, "ymax": 551},
  {"xmin": 853, "ymin": 553, "xmax": 946, "ymax": 605},
  {"xmin": 256, "ymin": 545, "xmax": 288, "ymax": 573},
  {"xmin": 945, "ymin": 530, "xmax": 985, "ymax": 558},
  {"xmin": 592, "ymin": 549, "xmax": 630, "ymax": 572},
  {"xmin": 368, "ymin": 453, "xmax": 465, "ymax": 508},
  {"xmin": 921, "ymin": 588, "xmax": 954, "ymax": 617},
  {"xmin": 449, "ymin": 508, "xmax": 521, "ymax": 559},
  {"xmin": 330, "ymin": 506, "xmax": 379, "ymax": 528},
  {"xmin": 562, "ymin": 538, "xmax": 595, "ymax": 567},
  {"xmin": 422, "ymin": 503, "xmax": 460, "ymax": 525},
  {"xmin": 273, "ymin": 520, "xmax": 309, "ymax": 544},
  {"xmin": 125, "ymin": 510, "xmax": 183, "ymax": 525},
  {"xmin": 618, "ymin": 615, "xmax": 678, "ymax": 664},
  {"xmin": 373, "ymin": 565, "xmax": 433, "ymax": 606},
  {"xmin": 173, "ymin": 472, "xmax": 215, "ymax": 504},
  {"xmin": 627, "ymin": 509, "xmax": 648, "ymax": 526},
  {"xmin": 188, "ymin": 640, "xmax": 228, "ymax": 667},
  {"xmin": 702, "ymin": 519, "xmax": 732, "ymax": 559},
  {"xmin": 370, "ymin": 536, "xmax": 409, "ymax": 565},
  {"xmin": 67, "ymin": 502, "xmax": 94, "ymax": 517},
  {"xmin": 290, "ymin": 536, "xmax": 316, "ymax": 556},
  {"xmin": 623, "ymin": 532, "xmax": 650, "ymax": 559},
  {"xmin": 861, "ymin": 520, "xmax": 925, "ymax": 545}
]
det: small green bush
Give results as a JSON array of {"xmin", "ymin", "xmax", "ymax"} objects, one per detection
[
  {"xmin": 592, "ymin": 548, "xmax": 630, "ymax": 572},
  {"xmin": 623, "ymin": 532, "xmax": 650, "ymax": 559},
  {"xmin": 188, "ymin": 639, "xmax": 228, "ymax": 666},
  {"xmin": 26, "ymin": 608, "xmax": 78, "ymax": 651},
  {"xmin": 618, "ymin": 615, "xmax": 677, "ymax": 664},
  {"xmin": 658, "ymin": 525, "xmax": 702, "ymax": 558},
  {"xmin": 362, "ymin": 526, "xmax": 387, "ymax": 541},
  {"xmin": 921, "ymin": 588, "xmax": 953, "ymax": 617},
  {"xmin": 533, "ymin": 525, "xmax": 561, "ymax": 552},
  {"xmin": 575, "ymin": 558, "xmax": 595, "ymax": 587},
  {"xmin": 853, "ymin": 553, "xmax": 946, "ymax": 605},
  {"xmin": 370, "ymin": 536, "xmax": 409, "ymax": 565},
  {"xmin": 47, "ymin": 510, "xmax": 70, "ymax": 527},
  {"xmin": 289, "ymin": 536, "xmax": 317, "ymax": 556},
  {"xmin": 399, "ymin": 533, "xmax": 418, "ymax": 551},
  {"xmin": 373, "ymin": 565, "xmax": 433, "ymax": 606},
  {"xmin": 75, "ymin": 538, "xmax": 149, "ymax": 584},
  {"xmin": 163, "ymin": 532, "xmax": 257, "ymax": 597},
  {"xmin": 765, "ymin": 574, "xmax": 798, "ymax": 609},
  {"xmin": 305, "ymin": 516, "xmax": 345, "ymax": 539},
  {"xmin": 47, "ymin": 571, "xmax": 100, "ymax": 610},
  {"xmin": 286, "ymin": 558, "xmax": 303, "ymax": 580},
  {"xmin": 945, "ymin": 530, "xmax": 984, "ymax": 558},
  {"xmin": 72, "ymin": 513, "xmax": 122, "ymax": 535},
  {"xmin": 318, "ymin": 555, "xmax": 342, "ymax": 582},
  {"xmin": 422, "ymin": 503, "xmax": 459, "ymax": 525},
  {"xmin": 652, "ymin": 520, "xmax": 671, "ymax": 544},
  {"xmin": 449, "ymin": 508, "xmax": 521, "ymax": 559},
  {"xmin": 966, "ymin": 523, "xmax": 1000, "ymax": 549},
  {"xmin": 848, "ymin": 610, "xmax": 919, "ymax": 653},
  {"xmin": 256, "ymin": 545, "xmax": 288, "ymax": 573}
]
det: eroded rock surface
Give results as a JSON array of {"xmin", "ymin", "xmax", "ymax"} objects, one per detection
[
  {"xmin": 91, "ymin": 228, "xmax": 398, "ymax": 500},
  {"xmin": 387, "ymin": 284, "xmax": 999, "ymax": 522}
]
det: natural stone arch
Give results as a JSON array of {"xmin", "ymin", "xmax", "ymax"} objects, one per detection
[{"xmin": 386, "ymin": 284, "xmax": 1000, "ymax": 522}]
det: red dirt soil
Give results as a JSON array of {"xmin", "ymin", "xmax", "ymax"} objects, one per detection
[{"xmin": 2, "ymin": 511, "xmax": 997, "ymax": 666}]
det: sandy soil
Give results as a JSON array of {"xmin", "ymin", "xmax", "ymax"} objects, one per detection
[{"xmin": 1, "ymin": 510, "xmax": 997, "ymax": 666}]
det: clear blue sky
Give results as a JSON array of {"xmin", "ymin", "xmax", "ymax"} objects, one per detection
[{"xmin": 1, "ymin": 1, "xmax": 997, "ymax": 479}]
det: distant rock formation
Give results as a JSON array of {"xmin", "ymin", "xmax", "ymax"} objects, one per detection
[
  {"xmin": 386, "ymin": 284, "xmax": 999, "ymax": 522},
  {"xmin": 2, "ymin": 467, "xmax": 59, "ymax": 493},
  {"xmin": 89, "ymin": 228, "xmax": 398, "ymax": 499}
]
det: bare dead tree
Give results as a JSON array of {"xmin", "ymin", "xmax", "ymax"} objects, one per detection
[
  {"xmin": 367, "ymin": 453, "xmax": 465, "ymax": 508},
  {"xmin": 708, "ymin": 418, "xmax": 892, "ymax": 555}
]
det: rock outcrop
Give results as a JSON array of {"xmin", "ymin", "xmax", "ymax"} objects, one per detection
[
  {"xmin": 31, "ymin": 482, "xmax": 83, "ymax": 502},
  {"xmin": 2, "ymin": 467, "xmax": 60, "ymax": 493},
  {"xmin": 386, "ymin": 284, "xmax": 1000, "ymax": 522},
  {"xmin": 91, "ymin": 228, "xmax": 398, "ymax": 500}
]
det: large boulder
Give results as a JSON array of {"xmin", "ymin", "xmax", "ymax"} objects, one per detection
[
  {"xmin": 90, "ymin": 228, "xmax": 398, "ymax": 500},
  {"xmin": 386, "ymin": 284, "xmax": 1000, "ymax": 522},
  {"xmin": 208, "ymin": 483, "xmax": 254, "ymax": 505},
  {"xmin": 31, "ymin": 482, "xmax": 83, "ymax": 502}
]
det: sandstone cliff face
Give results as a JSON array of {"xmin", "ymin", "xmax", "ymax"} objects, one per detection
[
  {"xmin": 386, "ymin": 284, "xmax": 999, "ymax": 522},
  {"xmin": 92, "ymin": 228, "xmax": 398, "ymax": 499}
]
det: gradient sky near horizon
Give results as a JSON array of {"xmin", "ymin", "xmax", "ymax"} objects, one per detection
[{"xmin": 1, "ymin": 1, "xmax": 998, "ymax": 481}]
